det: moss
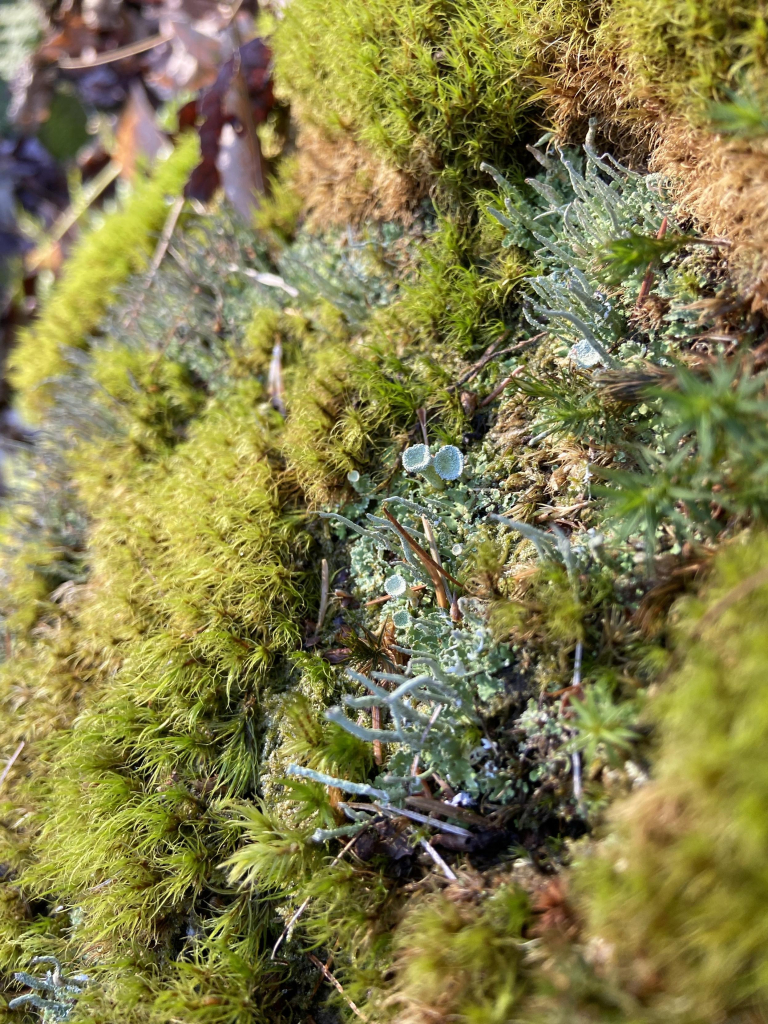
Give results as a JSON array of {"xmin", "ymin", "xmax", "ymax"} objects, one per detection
[
  {"xmin": 573, "ymin": 532, "xmax": 768, "ymax": 1020},
  {"xmin": 9, "ymin": 136, "xmax": 199, "ymax": 420},
  {"xmin": 274, "ymin": 0, "xmax": 590, "ymax": 198},
  {"xmin": 375, "ymin": 885, "xmax": 532, "ymax": 1024},
  {"xmin": 600, "ymin": 0, "xmax": 768, "ymax": 116}
]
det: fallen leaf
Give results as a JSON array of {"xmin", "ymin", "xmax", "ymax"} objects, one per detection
[
  {"xmin": 115, "ymin": 80, "xmax": 170, "ymax": 178},
  {"xmin": 185, "ymin": 36, "xmax": 273, "ymax": 209}
]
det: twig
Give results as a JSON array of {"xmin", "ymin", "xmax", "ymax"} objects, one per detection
[
  {"xmin": 315, "ymin": 559, "xmax": 330, "ymax": 634},
  {"xmin": 58, "ymin": 33, "xmax": 172, "ymax": 69},
  {"xmin": 229, "ymin": 19, "xmax": 265, "ymax": 204},
  {"xmin": 478, "ymin": 365, "xmax": 525, "ymax": 408},
  {"xmin": 416, "ymin": 408, "xmax": 428, "ymax": 445},
  {"xmin": 365, "ymin": 584, "xmax": 426, "ymax": 607},
  {"xmin": 381, "ymin": 508, "xmax": 463, "ymax": 590},
  {"xmin": 307, "ymin": 954, "xmax": 369, "ymax": 1021},
  {"xmin": 421, "ymin": 517, "xmax": 450, "ymax": 610},
  {"xmin": 0, "ymin": 741, "xmax": 25, "ymax": 791},
  {"xmin": 419, "ymin": 838, "xmax": 457, "ymax": 881},
  {"xmin": 637, "ymin": 217, "xmax": 667, "ymax": 307},
  {"xmin": 573, "ymin": 753, "xmax": 585, "ymax": 806},
  {"xmin": 371, "ymin": 705, "xmax": 383, "ymax": 766},
  {"xmin": 27, "ymin": 160, "xmax": 122, "ymax": 272},
  {"xmin": 405, "ymin": 795, "xmax": 488, "ymax": 828},
  {"xmin": 449, "ymin": 331, "xmax": 510, "ymax": 391},
  {"xmin": 570, "ymin": 642, "xmax": 584, "ymax": 806},
  {"xmin": 122, "ymin": 195, "xmax": 185, "ymax": 327},
  {"xmin": 370, "ymin": 801, "xmax": 471, "ymax": 838},
  {"xmin": 267, "ymin": 342, "xmax": 286, "ymax": 415},
  {"xmin": 271, "ymin": 835, "xmax": 358, "ymax": 959}
]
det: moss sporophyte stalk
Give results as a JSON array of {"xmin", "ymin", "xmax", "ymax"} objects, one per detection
[{"xmin": 2, "ymin": 4, "xmax": 768, "ymax": 1023}]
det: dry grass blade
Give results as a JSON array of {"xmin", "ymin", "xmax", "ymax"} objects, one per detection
[
  {"xmin": 307, "ymin": 954, "xmax": 370, "ymax": 1020},
  {"xmin": 381, "ymin": 508, "xmax": 463, "ymax": 591}
]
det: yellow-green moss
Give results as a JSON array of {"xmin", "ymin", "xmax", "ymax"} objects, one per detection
[
  {"xmin": 574, "ymin": 532, "xmax": 768, "ymax": 1020},
  {"xmin": 9, "ymin": 136, "xmax": 199, "ymax": 420}
]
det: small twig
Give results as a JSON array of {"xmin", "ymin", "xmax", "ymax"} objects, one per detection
[
  {"xmin": 419, "ymin": 838, "xmax": 457, "ymax": 881},
  {"xmin": 307, "ymin": 954, "xmax": 369, "ymax": 1021},
  {"xmin": 637, "ymin": 217, "xmax": 668, "ymax": 307},
  {"xmin": 569, "ymin": 642, "xmax": 584, "ymax": 807},
  {"xmin": 449, "ymin": 330, "xmax": 511, "ymax": 391},
  {"xmin": 0, "ymin": 741, "xmax": 25, "ymax": 791},
  {"xmin": 405, "ymin": 795, "xmax": 488, "ymax": 828},
  {"xmin": 478, "ymin": 364, "xmax": 525, "ymax": 408},
  {"xmin": 370, "ymin": 801, "xmax": 471, "ymax": 838},
  {"xmin": 122, "ymin": 195, "xmax": 185, "ymax": 327},
  {"xmin": 381, "ymin": 509, "xmax": 463, "ymax": 590},
  {"xmin": 365, "ymin": 583, "xmax": 426, "ymax": 607},
  {"xmin": 371, "ymin": 706, "xmax": 383, "ymax": 766},
  {"xmin": 271, "ymin": 835, "xmax": 358, "ymax": 959},
  {"xmin": 421, "ymin": 517, "xmax": 450, "ymax": 610},
  {"xmin": 267, "ymin": 342, "xmax": 286, "ymax": 415},
  {"xmin": 27, "ymin": 160, "xmax": 122, "ymax": 271},
  {"xmin": 572, "ymin": 749, "xmax": 583, "ymax": 804},
  {"xmin": 416, "ymin": 408, "xmax": 428, "ymax": 445},
  {"xmin": 229, "ymin": 19, "xmax": 265, "ymax": 203},
  {"xmin": 315, "ymin": 559, "xmax": 330, "ymax": 634},
  {"xmin": 58, "ymin": 33, "xmax": 172, "ymax": 69}
]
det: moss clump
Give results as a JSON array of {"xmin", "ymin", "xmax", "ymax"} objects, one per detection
[
  {"xmin": 9, "ymin": 136, "xmax": 199, "ymax": 420},
  {"xmin": 274, "ymin": 0, "xmax": 589, "ymax": 198},
  {"xmin": 600, "ymin": 0, "xmax": 768, "ymax": 117},
  {"xmin": 378, "ymin": 885, "xmax": 531, "ymax": 1024},
  {"xmin": 573, "ymin": 533, "xmax": 768, "ymax": 1020}
]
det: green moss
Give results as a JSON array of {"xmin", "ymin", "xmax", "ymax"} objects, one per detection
[
  {"xmin": 375, "ymin": 885, "xmax": 531, "ymax": 1024},
  {"xmin": 9, "ymin": 136, "xmax": 199, "ymax": 420},
  {"xmin": 274, "ymin": 0, "xmax": 589, "ymax": 197},
  {"xmin": 574, "ymin": 532, "xmax": 768, "ymax": 1020},
  {"xmin": 600, "ymin": 0, "xmax": 768, "ymax": 116}
]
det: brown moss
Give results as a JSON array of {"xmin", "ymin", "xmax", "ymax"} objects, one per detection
[
  {"xmin": 294, "ymin": 124, "xmax": 427, "ymax": 229},
  {"xmin": 544, "ymin": 39, "xmax": 768, "ymax": 302},
  {"xmin": 651, "ymin": 125, "xmax": 768, "ymax": 299}
]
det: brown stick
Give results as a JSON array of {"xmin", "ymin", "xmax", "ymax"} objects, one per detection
[
  {"xmin": 381, "ymin": 508, "xmax": 463, "ymax": 590},
  {"xmin": 58, "ymin": 33, "xmax": 172, "ymax": 70},
  {"xmin": 365, "ymin": 583, "xmax": 426, "ymax": 607},
  {"xmin": 421, "ymin": 516, "xmax": 450, "ymax": 610},
  {"xmin": 315, "ymin": 559, "xmax": 330, "ymax": 634},
  {"xmin": 307, "ymin": 955, "xmax": 369, "ymax": 1021},
  {"xmin": 479, "ymin": 364, "xmax": 525, "ymax": 408},
  {"xmin": 229, "ymin": 21, "xmax": 265, "ymax": 202},
  {"xmin": 449, "ymin": 330, "xmax": 511, "ymax": 391},
  {"xmin": 416, "ymin": 408, "xmax": 428, "ymax": 445},
  {"xmin": 637, "ymin": 217, "xmax": 668, "ymax": 307},
  {"xmin": 371, "ymin": 707, "xmax": 383, "ymax": 765}
]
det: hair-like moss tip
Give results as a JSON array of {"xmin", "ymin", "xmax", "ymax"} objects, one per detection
[
  {"xmin": 433, "ymin": 445, "xmax": 464, "ymax": 481},
  {"xmin": 402, "ymin": 444, "xmax": 431, "ymax": 473}
]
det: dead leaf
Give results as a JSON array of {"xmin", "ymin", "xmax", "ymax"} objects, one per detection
[
  {"xmin": 185, "ymin": 37, "xmax": 273, "ymax": 209},
  {"xmin": 115, "ymin": 81, "xmax": 170, "ymax": 179}
]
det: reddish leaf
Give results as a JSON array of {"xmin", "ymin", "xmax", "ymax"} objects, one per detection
[{"xmin": 185, "ymin": 37, "xmax": 273, "ymax": 205}]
